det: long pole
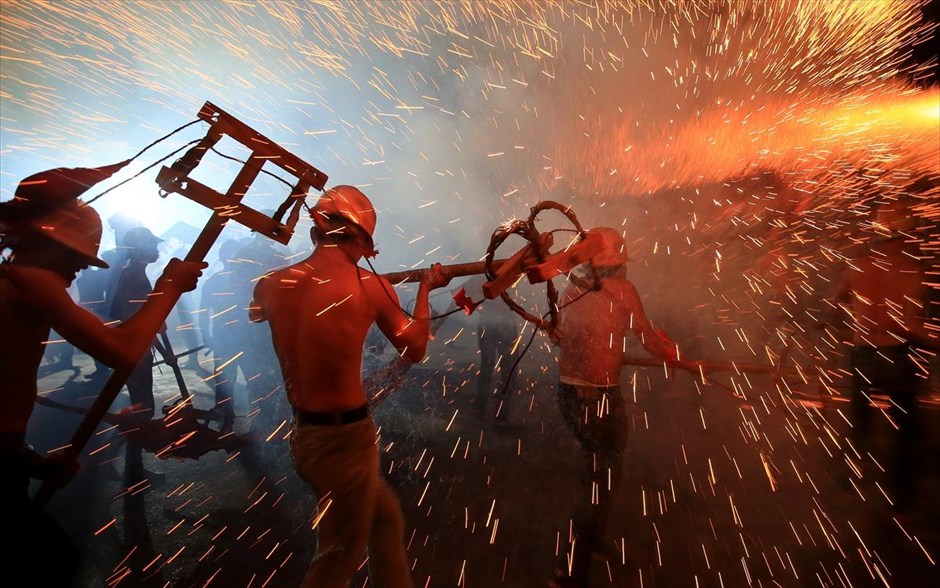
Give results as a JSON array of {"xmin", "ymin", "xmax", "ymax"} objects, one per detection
[
  {"xmin": 622, "ymin": 356, "xmax": 794, "ymax": 376},
  {"xmin": 33, "ymin": 211, "xmax": 231, "ymax": 507},
  {"xmin": 381, "ymin": 259, "xmax": 508, "ymax": 284},
  {"xmin": 32, "ymin": 155, "xmax": 267, "ymax": 506}
]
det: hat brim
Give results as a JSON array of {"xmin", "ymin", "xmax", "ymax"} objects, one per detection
[
  {"xmin": 28, "ymin": 205, "xmax": 109, "ymax": 269},
  {"xmin": 84, "ymin": 253, "xmax": 110, "ymax": 268}
]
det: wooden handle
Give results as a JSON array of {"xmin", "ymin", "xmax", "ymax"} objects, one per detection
[
  {"xmin": 33, "ymin": 159, "xmax": 256, "ymax": 507},
  {"xmin": 381, "ymin": 259, "xmax": 509, "ymax": 284},
  {"xmin": 622, "ymin": 356, "xmax": 793, "ymax": 375}
]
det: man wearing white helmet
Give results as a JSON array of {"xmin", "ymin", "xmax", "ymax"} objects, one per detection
[
  {"xmin": 834, "ymin": 195, "xmax": 937, "ymax": 512},
  {"xmin": 550, "ymin": 226, "xmax": 701, "ymax": 588},
  {"xmin": 0, "ymin": 163, "xmax": 205, "ymax": 584},
  {"xmin": 251, "ymin": 185, "xmax": 450, "ymax": 588}
]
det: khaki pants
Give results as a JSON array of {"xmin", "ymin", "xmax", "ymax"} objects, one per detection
[{"xmin": 290, "ymin": 418, "xmax": 413, "ymax": 588}]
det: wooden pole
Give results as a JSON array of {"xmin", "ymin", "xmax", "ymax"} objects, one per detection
[
  {"xmin": 381, "ymin": 259, "xmax": 509, "ymax": 284},
  {"xmin": 622, "ymin": 356, "xmax": 794, "ymax": 376},
  {"xmin": 33, "ymin": 159, "xmax": 263, "ymax": 506}
]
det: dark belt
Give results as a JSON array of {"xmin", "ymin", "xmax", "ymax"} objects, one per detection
[{"xmin": 295, "ymin": 404, "xmax": 370, "ymax": 426}]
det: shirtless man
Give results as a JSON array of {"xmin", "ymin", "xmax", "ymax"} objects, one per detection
[
  {"xmin": 834, "ymin": 200, "xmax": 935, "ymax": 511},
  {"xmin": 251, "ymin": 185, "xmax": 449, "ymax": 588},
  {"xmin": 0, "ymin": 164, "xmax": 204, "ymax": 583},
  {"xmin": 551, "ymin": 227, "xmax": 700, "ymax": 588}
]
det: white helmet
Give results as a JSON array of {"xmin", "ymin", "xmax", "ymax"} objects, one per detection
[
  {"xmin": 587, "ymin": 227, "xmax": 631, "ymax": 267},
  {"xmin": 311, "ymin": 185, "xmax": 378, "ymax": 257}
]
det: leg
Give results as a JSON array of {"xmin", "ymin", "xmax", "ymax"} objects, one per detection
[
  {"xmin": 291, "ymin": 420, "xmax": 383, "ymax": 588},
  {"xmin": 242, "ymin": 335, "xmax": 289, "ymax": 437},
  {"xmin": 2, "ymin": 452, "xmax": 79, "ymax": 586},
  {"xmin": 8, "ymin": 499, "xmax": 80, "ymax": 585},
  {"xmin": 555, "ymin": 386, "xmax": 592, "ymax": 585},
  {"xmin": 122, "ymin": 490, "xmax": 160, "ymax": 579},
  {"xmin": 175, "ymin": 298, "xmax": 203, "ymax": 370},
  {"xmin": 891, "ymin": 387, "xmax": 919, "ymax": 509},
  {"xmin": 556, "ymin": 384, "xmax": 628, "ymax": 584},
  {"xmin": 492, "ymin": 335, "xmax": 515, "ymax": 422},
  {"xmin": 124, "ymin": 352, "xmax": 155, "ymax": 479},
  {"xmin": 125, "ymin": 350, "xmax": 156, "ymax": 416},
  {"xmin": 211, "ymin": 345, "xmax": 238, "ymax": 431},
  {"xmin": 578, "ymin": 390, "xmax": 628, "ymax": 553},
  {"xmin": 368, "ymin": 477, "xmax": 413, "ymax": 588},
  {"xmin": 887, "ymin": 348, "xmax": 920, "ymax": 510},
  {"xmin": 849, "ymin": 348, "xmax": 873, "ymax": 453}
]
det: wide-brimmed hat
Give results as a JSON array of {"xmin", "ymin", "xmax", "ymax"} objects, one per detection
[{"xmin": 1, "ymin": 161, "xmax": 129, "ymax": 267}]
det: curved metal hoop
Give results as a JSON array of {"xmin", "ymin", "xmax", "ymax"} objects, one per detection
[{"xmin": 484, "ymin": 200, "xmax": 592, "ymax": 336}]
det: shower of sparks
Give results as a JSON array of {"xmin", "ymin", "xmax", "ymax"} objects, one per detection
[{"xmin": 3, "ymin": 0, "xmax": 938, "ymax": 586}]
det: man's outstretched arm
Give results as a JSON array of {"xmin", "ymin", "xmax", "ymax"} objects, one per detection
[{"xmin": 620, "ymin": 281, "xmax": 700, "ymax": 371}]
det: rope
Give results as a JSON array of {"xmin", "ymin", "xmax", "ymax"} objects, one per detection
[{"xmin": 86, "ymin": 139, "xmax": 200, "ymax": 204}]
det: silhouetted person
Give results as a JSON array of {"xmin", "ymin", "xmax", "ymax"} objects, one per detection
[
  {"xmin": 75, "ymin": 263, "xmax": 109, "ymax": 322},
  {"xmin": 103, "ymin": 212, "xmax": 142, "ymax": 312},
  {"xmin": 163, "ymin": 230, "xmax": 205, "ymax": 374},
  {"xmin": 0, "ymin": 162, "xmax": 203, "ymax": 585},
  {"xmin": 475, "ymin": 299, "xmax": 520, "ymax": 423},
  {"xmin": 38, "ymin": 272, "xmax": 79, "ymax": 374},
  {"xmin": 251, "ymin": 185, "xmax": 450, "ymax": 588},
  {"xmin": 834, "ymin": 200, "xmax": 936, "ymax": 511},
  {"xmin": 365, "ymin": 323, "xmax": 389, "ymax": 356},
  {"xmin": 110, "ymin": 226, "xmax": 167, "ymax": 487},
  {"xmin": 232, "ymin": 225, "xmax": 290, "ymax": 437},
  {"xmin": 81, "ymin": 211, "xmax": 143, "ymax": 380},
  {"xmin": 550, "ymin": 227, "xmax": 700, "ymax": 588},
  {"xmin": 199, "ymin": 238, "xmax": 249, "ymax": 432}
]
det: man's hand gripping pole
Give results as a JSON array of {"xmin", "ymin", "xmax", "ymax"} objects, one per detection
[{"xmin": 34, "ymin": 101, "xmax": 328, "ymax": 506}]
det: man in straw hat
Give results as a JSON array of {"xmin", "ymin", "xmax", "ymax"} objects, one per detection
[{"xmin": 0, "ymin": 162, "xmax": 205, "ymax": 583}]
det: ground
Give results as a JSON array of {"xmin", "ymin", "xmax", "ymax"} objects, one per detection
[{"xmin": 27, "ymin": 335, "xmax": 940, "ymax": 588}]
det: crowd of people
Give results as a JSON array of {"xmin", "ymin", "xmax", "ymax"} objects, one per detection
[{"xmin": 1, "ymin": 163, "xmax": 935, "ymax": 587}]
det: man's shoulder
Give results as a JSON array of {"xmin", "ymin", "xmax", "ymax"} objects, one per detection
[
  {"xmin": 356, "ymin": 268, "xmax": 396, "ymax": 298},
  {"xmin": 117, "ymin": 264, "xmax": 149, "ymax": 285},
  {"xmin": 202, "ymin": 270, "xmax": 228, "ymax": 290},
  {"xmin": 2, "ymin": 265, "xmax": 73, "ymax": 314},
  {"xmin": 252, "ymin": 262, "xmax": 309, "ymax": 296},
  {"xmin": 4, "ymin": 264, "xmax": 69, "ymax": 289},
  {"xmin": 236, "ymin": 239, "xmax": 285, "ymax": 265},
  {"xmin": 100, "ymin": 248, "xmax": 120, "ymax": 263},
  {"xmin": 265, "ymin": 261, "xmax": 307, "ymax": 280}
]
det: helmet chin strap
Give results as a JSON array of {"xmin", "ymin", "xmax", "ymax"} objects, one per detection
[{"xmin": 315, "ymin": 224, "xmax": 369, "ymax": 283}]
